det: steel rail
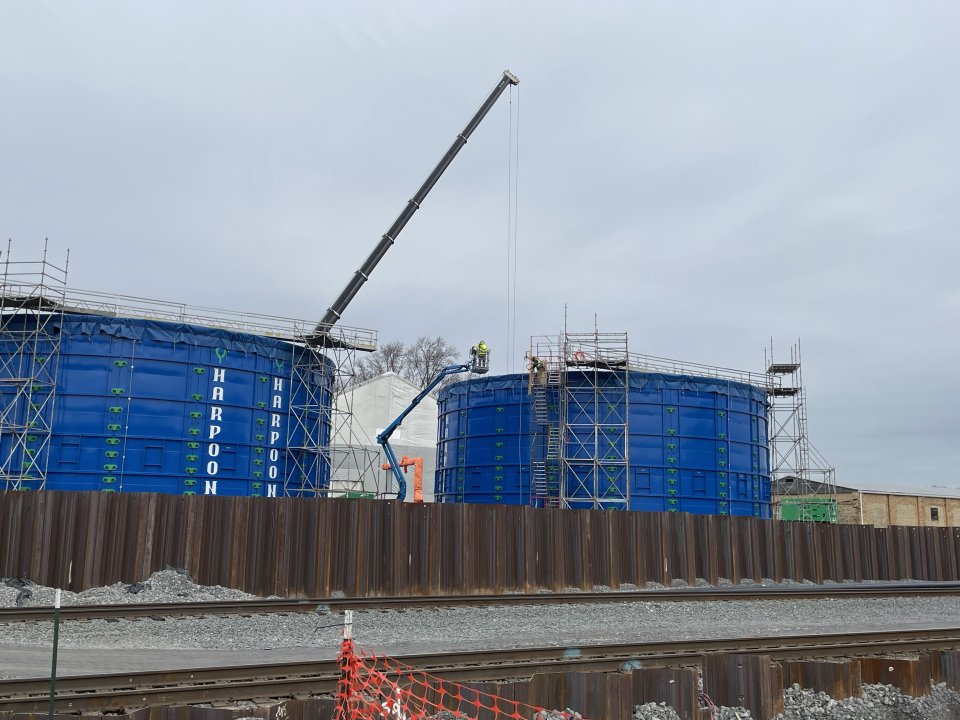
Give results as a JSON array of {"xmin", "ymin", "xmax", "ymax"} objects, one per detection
[
  {"xmin": 3, "ymin": 582, "xmax": 960, "ymax": 623},
  {"xmin": 1, "ymin": 627, "xmax": 959, "ymax": 713}
]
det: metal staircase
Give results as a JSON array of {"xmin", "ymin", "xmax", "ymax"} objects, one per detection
[{"xmin": 529, "ymin": 340, "xmax": 562, "ymax": 508}]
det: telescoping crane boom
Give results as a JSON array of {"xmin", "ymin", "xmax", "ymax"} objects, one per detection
[
  {"xmin": 378, "ymin": 346, "xmax": 489, "ymax": 500},
  {"xmin": 311, "ymin": 70, "xmax": 519, "ymax": 344}
]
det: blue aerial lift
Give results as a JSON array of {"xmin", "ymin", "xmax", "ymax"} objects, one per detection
[{"xmin": 378, "ymin": 346, "xmax": 488, "ymax": 499}]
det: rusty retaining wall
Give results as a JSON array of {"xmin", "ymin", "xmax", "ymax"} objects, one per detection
[{"xmin": 2, "ymin": 492, "xmax": 960, "ymax": 596}]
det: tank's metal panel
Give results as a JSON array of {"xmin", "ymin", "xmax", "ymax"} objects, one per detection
[
  {"xmin": 437, "ymin": 371, "xmax": 771, "ymax": 518},
  {"xmin": 0, "ymin": 314, "xmax": 330, "ymax": 496}
]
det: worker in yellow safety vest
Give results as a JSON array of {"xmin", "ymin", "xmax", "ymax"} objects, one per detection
[{"xmin": 471, "ymin": 340, "xmax": 489, "ymax": 370}]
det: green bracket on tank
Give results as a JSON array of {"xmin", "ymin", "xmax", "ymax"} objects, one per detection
[
  {"xmin": 718, "ymin": 460, "xmax": 726, "ymax": 467},
  {"xmin": 31, "ymin": 384, "xmax": 45, "ymax": 392},
  {"xmin": 187, "ymin": 442, "xmax": 199, "ymax": 449},
  {"xmin": 459, "ymin": 410, "xmax": 466, "ymax": 416},
  {"xmin": 666, "ymin": 428, "xmax": 676, "ymax": 435},
  {"xmin": 24, "ymin": 448, "xmax": 35, "ymax": 457},
  {"xmin": 109, "ymin": 406, "xmax": 124, "ymax": 414},
  {"xmin": 667, "ymin": 478, "xmax": 678, "ymax": 485},
  {"xmin": 667, "ymin": 468, "xmax": 677, "ymax": 474},
  {"xmin": 667, "ymin": 498, "xmax": 678, "ymax": 506},
  {"xmin": 102, "ymin": 477, "xmax": 115, "ymax": 484},
  {"xmin": 719, "ymin": 481, "xmax": 727, "ymax": 488},
  {"xmin": 667, "ymin": 507, "xmax": 679, "ymax": 512},
  {"xmin": 495, "ymin": 441, "xmax": 504, "ymax": 448},
  {"xmin": 259, "ymin": 376, "xmax": 268, "ymax": 383},
  {"xmin": 253, "ymin": 471, "xmax": 262, "ymax": 478},
  {"xmin": 111, "ymin": 388, "xmax": 125, "ymax": 395},
  {"xmin": 718, "ymin": 433, "xmax": 726, "ymax": 439},
  {"xmin": 666, "ymin": 407, "xmax": 676, "ymax": 413},
  {"xmin": 494, "ymin": 495, "xmax": 502, "ymax": 501},
  {"xmin": 718, "ymin": 447, "xmax": 726, "ymax": 453},
  {"xmin": 26, "ymin": 435, "xmax": 37, "ymax": 443},
  {"xmin": 719, "ymin": 501, "xmax": 728, "ymax": 508},
  {"xmin": 101, "ymin": 488, "xmax": 116, "ymax": 493},
  {"xmin": 494, "ymin": 475, "xmax": 503, "ymax": 482},
  {"xmin": 667, "ymin": 488, "xmax": 677, "ymax": 495},
  {"xmin": 495, "ymin": 428, "xmax": 504, "ymax": 434},
  {"xmin": 718, "ymin": 411, "xmax": 726, "ymax": 417},
  {"xmin": 103, "ymin": 464, "xmax": 117, "ymax": 471},
  {"xmin": 719, "ymin": 491, "xmax": 727, "ymax": 498},
  {"xmin": 192, "ymin": 394, "xmax": 203, "ymax": 401},
  {"xmin": 719, "ymin": 471, "xmax": 726, "ymax": 478},
  {"xmin": 185, "ymin": 467, "xmax": 197, "ymax": 474},
  {"xmin": 34, "ymin": 356, "xmax": 47, "ymax": 365},
  {"xmin": 256, "ymin": 418, "xmax": 265, "ymax": 426},
  {"xmin": 495, "ymin": 465, "xmax": 502, "ymax": 471},
  {"xmin": 29, "ymin": 402, "xmax": 40, "ymax": 410},
  {"xmin": 256, "ymin": 434, "xmax": 265, "ymax": 441},
  {"xmin": 189, "ymin": 411, "xmax": 202, "ymax": 419},
  {"xmin": 255, "ymin": 447, "xmax": 263, "ymax": 454},
  {"xmin": 494, "ymin": 485, "xmax": 503, "ymax": 491},
  {"xmin": 193, "ymin": 367, "xmax": 205, "ymax": 374},
  {"xmin": 667, "ymin": 457, "xmax": 676, "ymax": 464},
  {"xmin": 496, "ymin": 407, "xmax": 504, "ymax": 412},
  {"xmin": 253, "ymin": 459, "xmax": 263, "ymax": 466},
  {"xmin": 106, "ymin": 438, "xmax": 120, "ymax": 446},
  {"xmin": 188, "ymin": 428, "xmax": 200, "ymax": 436},
  {"xmin": 114, "ymin": 360, "xmax": 127, "ymax": 367},
  {"xmin": 666, "ymin": 443, "xmax": 676, "ymax": 450},
  {"xmin": 22, "ymin": 461, "xmax": 34, "ymax": 469},
  {"xmin": 107, "ymin": 424, "xmax": 121, "ymax": 431},
  {"xmin": 28, "ymin": 421, "xmax": 38, "ymax": 428},
  {"xmin": 252, "ymin": 482, "xmax": 262, "ymax": 489},
  {"xmin": 183, "ymin": 491, "xmax": 196, "ymax": 496},
  {"xmin": 256, "ymin": 401, "xmax": 266, "ymax": 409},
  {"xmin": 459, "ymin": 431, "xmax": 465, "ymax": 437},
  {"xmin": 184, "ymin": 479, "xmax": 197, "ymax": 486},
  {"xmin": 186, "ymin": 454, "xmax": 198, "ymax": 462}
]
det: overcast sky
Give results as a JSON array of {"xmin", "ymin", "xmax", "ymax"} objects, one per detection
[{"xmin": 1, "ymin": 2, "xmax": 958, "ymax": 493}]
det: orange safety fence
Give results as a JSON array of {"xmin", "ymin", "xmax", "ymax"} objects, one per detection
[{"xmin": 334, "ymin": 639, "xmax": 585, "ymax": 720}]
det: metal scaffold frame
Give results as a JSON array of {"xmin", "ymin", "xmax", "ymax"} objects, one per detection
[
  {"xmin": 287, "ymin": 338, "xmax": 381, "ymax": 498},
  {"xmin": 528, "ymin": 330, "xmax": 631, "ymax": 510},
  {"xmin": 561, "ymin": 332, "xmax": 630, "ymax": 510},
  {"xmin": 0, "ymin": 240, "xmax": 68, "ymax": 492},
  {"xmin": 766, "ymin": 340, "xmax": 837, "ymax": 520}
]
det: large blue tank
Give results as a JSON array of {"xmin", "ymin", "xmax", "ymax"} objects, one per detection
[
  {"xmin": 0, "ymin": 314, "xmax": 332, "ymax": 496},
  {"xmin": 436, "ymin": 371, "xmax": 772, "ymax": 517}
]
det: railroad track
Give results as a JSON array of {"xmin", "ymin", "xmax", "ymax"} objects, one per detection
[
  {"xmin": 3, "ymin": 581, "xmax": 960, "ymax": 623},
  {"xmin": 1, "ymin": 627, "xmax": 959, "ymax": 713}
]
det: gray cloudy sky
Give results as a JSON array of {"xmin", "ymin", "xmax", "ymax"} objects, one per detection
[{"xmin": 1, "ymin": 2, "xmax": 958, "ymax": 493}]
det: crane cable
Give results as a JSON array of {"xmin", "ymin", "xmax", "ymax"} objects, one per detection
[{"xmin": 506, "ymin": 85, "xmax": 521, "ymax": 372}]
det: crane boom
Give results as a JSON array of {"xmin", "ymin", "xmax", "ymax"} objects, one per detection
[{"xmin": 312, "ymin": 70, "xmax": 519, "ymax": 341}]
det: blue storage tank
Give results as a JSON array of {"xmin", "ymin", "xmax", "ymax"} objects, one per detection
[
  {"xmin": 436, "ymin": 371, "xmax": 772, "ymax": 517},
  {"xmin": 0, "ymin": 314, "xmax": 332, "ymax": 496}
]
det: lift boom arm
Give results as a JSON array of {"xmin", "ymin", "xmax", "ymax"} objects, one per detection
[
  {"xmin": 377, "ymin": 362, "xmax": 472, "ymax": 500},
  {"xmin": 313, "ymin": 70, "xmax": 519, "ymax": 338}
]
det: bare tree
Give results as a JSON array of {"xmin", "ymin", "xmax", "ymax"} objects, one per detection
[
  {"xmin": 354, "ymin": 341, "xmax": 407, "ymax": 383},
  {"xmin": 404, "ymin": 336, "xmax": 462, "ymax": 389}
]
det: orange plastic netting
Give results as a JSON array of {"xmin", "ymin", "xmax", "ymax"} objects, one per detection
[{"xmin": 334, "ymin": 640, "xmax": 584, "ymax": 720}]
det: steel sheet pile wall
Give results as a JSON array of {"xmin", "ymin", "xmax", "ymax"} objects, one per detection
[
  {"xmin": 2, "ymin": 493, "xmax": 959, "ymax": 596},
  {"xmin": 0, "ymin": 315, "xmax": 332, "ymax": 496}
]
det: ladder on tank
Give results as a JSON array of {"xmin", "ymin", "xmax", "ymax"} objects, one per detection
[{"xmin": 529, "ymin": 341, "xmax": 563, "ymax": 508}]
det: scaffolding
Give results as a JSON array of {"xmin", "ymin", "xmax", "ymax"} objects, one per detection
[
  {"xmin": 766, "ymin": 340, "xmax": 837, "ymax": 521},
  {"xmin": 528, "ymin": 331, "xmax": 630, "ymax": 510},
  {"xmin": 287, "ymin": 339, "xmax": 381, "ymax": 498},
  {"xmin": 562, "ymin": 332, "xmax": 630, "ymax": 510},
  {"xmin": 0, "ymin": 241, "xmax": 68, "ymax": 491}
]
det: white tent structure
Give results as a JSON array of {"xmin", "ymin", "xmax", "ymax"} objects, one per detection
[{"xmin": 331, "ymin": 372, "xmax": 438, "ymax": 501}]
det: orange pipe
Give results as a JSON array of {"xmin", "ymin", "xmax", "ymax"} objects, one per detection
[{"xmin": 381, "ymin": 455, "xmax": 425, "ymax": 503}]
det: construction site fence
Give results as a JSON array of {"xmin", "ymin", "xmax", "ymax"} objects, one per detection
[{"xmin": 2, "ymin": 492, "xmax": 960, "ymax": 596}]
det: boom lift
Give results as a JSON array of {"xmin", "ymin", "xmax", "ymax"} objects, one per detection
[
  {"xmin": 311, "ymin": 70, "xmax": 520, "ymax": 345},
  {"xmin": 378, "ymin": 348, "xmax": 489, "ymax": 499}
]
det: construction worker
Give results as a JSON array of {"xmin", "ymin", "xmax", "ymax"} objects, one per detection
[{"xmin": 471, "ymin": 340, "xmax": 489, "ymax": 370}]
